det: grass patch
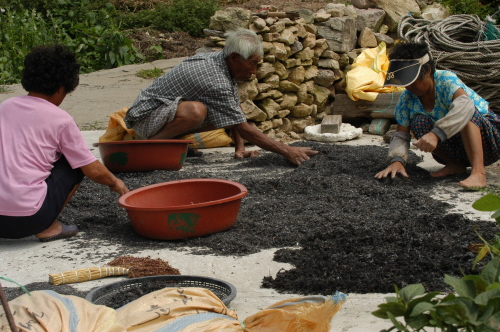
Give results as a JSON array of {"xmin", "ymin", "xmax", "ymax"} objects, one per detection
[
  {"xmin": 79, "ymin": 121, "xmax": 107, "ymax": 131},
  {"xmin": 0, "ymin": 86, "xmax": 11, "ymax": 94},
  {"xmin": 136, "ymin": 67, "xmax": 164, "ymax": 79}
]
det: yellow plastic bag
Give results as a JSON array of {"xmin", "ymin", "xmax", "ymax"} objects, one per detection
[
  {"xmin": 99, "ymin": 107, "xmax": 138, "ymax": 142},
  {"xmin": 181, "ymin": 128, "xmax": 233, "ymax": 149},
  {"xmin": 345, "ymin": 42, "xmax": 404, "ymax": 102},
  {"xmin": 116, "ymin": 287, "xmax": 346, "ymax": 332}
]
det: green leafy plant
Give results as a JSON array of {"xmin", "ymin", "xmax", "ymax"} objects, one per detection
[
  {"xmin": 153, "ymin": 0, "xmax": 219, "ymax": 37},
  {"xmin": 0, "ymin": 0, "xmax": 144, "ymax": 84},
  {"xmin": 373, "ymin": 257, "xmax": 500, "ymax": 331},
  {"xmin": 470, "ymin": 192, "xmax": 500, "ymax": 268},
  {"xmin": 117, "ymin": 0, "xmax": 218, "ymax": 36},
  {"xmin": 436, "ymin": 0, "xmax": 496, "ymax": 19},
  {"xmin": 136, "ymin": 67, "xmax": 164, "ymax": 79}
]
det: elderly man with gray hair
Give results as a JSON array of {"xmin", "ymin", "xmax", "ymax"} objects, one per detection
[{"xmin": 124, "ymin": 29, "xmax": 317, "ymax": 165}]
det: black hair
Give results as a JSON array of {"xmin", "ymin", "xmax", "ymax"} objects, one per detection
[
  {"xmin": 21, "ymin": 44, "xmax": 80, "ymax": 95},
  {"xmin": 388, "ymin": 41, "xmax": 435, "ymax": 80}
]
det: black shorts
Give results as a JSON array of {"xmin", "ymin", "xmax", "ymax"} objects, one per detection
[{"xmin": 0, "ymin": 156, "xmax": 84, "ymax": 239}]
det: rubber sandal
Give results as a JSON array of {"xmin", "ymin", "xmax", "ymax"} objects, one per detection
[
  {"xmin": 187, "ymin": 146, "xmax": 203, "ymax": 157},
  {"xmin": 39, "ymin": 224, "xmax": 78, "ymax": 242}
]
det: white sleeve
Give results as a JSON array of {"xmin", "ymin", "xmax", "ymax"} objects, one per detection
[
  {"xmin": 388, "ymin": 131, "xmax": 411, "ymax": 165},
  {"xmin": 431, "ymin": 94, "xmax": 475, "ymax": 142}
]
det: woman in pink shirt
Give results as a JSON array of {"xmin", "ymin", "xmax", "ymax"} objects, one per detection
[{"xmin": 0, "ymin": 45, "xmax": 129, "ymax": 242}]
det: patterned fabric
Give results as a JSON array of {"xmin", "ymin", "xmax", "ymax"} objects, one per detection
[
  {"xmin": 411, "ymin": 110, "xmax": 500, "ymax": 166},
  {"xmin": 395, "ymin": 70, "xmax": 489, "ymax": 127},
  {"xmin": 124, "ymin": 51, "xmax": 246, "ymax": 138},
  {"xmin": 132, "ymin": 98, "xmax": 182, "ymax": 139}
]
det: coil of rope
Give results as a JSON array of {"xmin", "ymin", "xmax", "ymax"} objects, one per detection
[{"xmin": 397, "ymin": 14, "xmax": 500, "ymax": 113}]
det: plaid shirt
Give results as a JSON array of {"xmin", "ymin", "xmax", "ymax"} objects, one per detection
[{"xmin": 125, "ymin": 51, "xmax": 246, "ymax": 129}]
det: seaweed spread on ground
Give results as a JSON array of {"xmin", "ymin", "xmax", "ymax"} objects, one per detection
[{"xmin": 7, "ymin": 142, "xmax": 498, "ymax": 299}]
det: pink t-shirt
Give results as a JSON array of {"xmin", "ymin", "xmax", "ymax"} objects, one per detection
[{"xmin": 0, "ymin": 95, "xmax": 97, "ymax": 216}]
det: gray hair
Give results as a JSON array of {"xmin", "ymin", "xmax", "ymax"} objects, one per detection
[{"xmin": 222, "ymin": 29, "xmax": 264, "ymax": 60}]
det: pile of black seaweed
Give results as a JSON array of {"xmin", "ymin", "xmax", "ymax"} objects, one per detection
[{"xmin": 6, "ymin": 142, "xmax": 499, "ymax": 300}]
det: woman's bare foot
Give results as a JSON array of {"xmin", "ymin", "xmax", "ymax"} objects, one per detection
[
  {"xmin": 459, "ymin": 172, "xmax": 487, "ymax": 188},
  {"xmin": 430, "ymin": 163, "xmax": 467, "ymax": 177},
  {"xmin": 35, "ymin": 220, "xmax": 63, "ymax": 239}
]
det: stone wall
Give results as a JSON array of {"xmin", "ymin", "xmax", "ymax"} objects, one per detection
[{"xmin": 198, "ymin": 1, "xmax": 449, "ymax": 141}]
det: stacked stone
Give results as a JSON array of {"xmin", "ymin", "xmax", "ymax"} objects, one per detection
[
  {"xmin": 202, "ymin": 0, "xmax": 448, "ymax": 140},
  {"xmin": 204, "ymin": 7, "xmax": 340, "ymax": 140}
]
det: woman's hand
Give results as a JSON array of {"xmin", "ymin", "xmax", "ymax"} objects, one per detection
[
  {"xmin": 413, "ymin": 132, "xmax": 439, "ymax": 153},
  {"xmin": 374, "ymin": 161, "xmax": 409, "ymax": 179}
]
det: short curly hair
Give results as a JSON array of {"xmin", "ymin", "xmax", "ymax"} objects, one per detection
[
  {"xmin": 21, "ymin": 44, "xmax": 80, "ymax": 95},
  {"xmin": 388, "ymin": 41, "xmax": 435, "ymax": 80}
]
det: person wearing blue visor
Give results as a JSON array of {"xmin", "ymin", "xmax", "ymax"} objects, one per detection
[{"xmin": 374, "ymin": 41, "xmax": 500, "ymax": 188}]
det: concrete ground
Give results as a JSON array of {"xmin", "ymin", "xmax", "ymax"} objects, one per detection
[{"xmin": 1, "ymin": 58, "xmax": 499, "ymax": 331}]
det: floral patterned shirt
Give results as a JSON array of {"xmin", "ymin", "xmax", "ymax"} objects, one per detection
[{"xmin": 394, "ymin": 70, "xmax": 489, "ymax": 127}]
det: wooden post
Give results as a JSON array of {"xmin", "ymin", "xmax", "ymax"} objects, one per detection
[
  {"xmin": 330, "ymin": 92, "xmax": 401, "ymax": 120},
  {"xmin": 321, "ymin": 115, "xmax": 342, "ymax": 134}
]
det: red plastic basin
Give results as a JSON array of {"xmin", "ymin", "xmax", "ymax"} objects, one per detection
[
  {"xmin": 93, "ymin": 140, "xmax": 193, "ymax": 173},
  {"xmin": 118, "ymin": 179, "xmax": 248, "ymax": 240}
]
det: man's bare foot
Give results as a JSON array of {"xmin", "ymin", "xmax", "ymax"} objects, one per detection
[
  {"xmin": 430, "ymin": 163, "xmax": 467, "ymax": 177},
  {"xmin": 459, "ymin": 172, "xmax": 487, "ymax": 189}
]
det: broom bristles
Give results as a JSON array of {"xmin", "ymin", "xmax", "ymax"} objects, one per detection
[{"xmin": 48, "ymin": 266, "xmax": 129, "ymax": 285}]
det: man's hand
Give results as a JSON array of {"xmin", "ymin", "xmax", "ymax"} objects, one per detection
[
  {"xmin": 234, "ymin": 150, "xmax": 261, "ymax": 159},
  {"xmin": 109, "ymin": 178, "xmax": 129, "ymax": 196},
  {"xmin": 285, "ymin": 146, "xmax": 318, "ymax": 165},
  {"xmin": 413, "ymin": 132, "xmax": 439, "ymax": 153},
  {"xmin": 374, "ymin": 161, "xmax": 409, "ymax": 179}
]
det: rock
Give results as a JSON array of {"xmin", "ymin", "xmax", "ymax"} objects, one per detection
[
  {"xmin": 238, "ymin": 79, "xmax": 258, "ymax": 102},
  {"xmin": 317, "ymin": 58, "xmax": 340, "ymax": 70},
  {"xmin": 240, "ymin": 100, "xmax": 267, "ymax": 121},
  {"xmin": 372, "ymin": 0, "xmax": 421, "ymax": 31},
  {"xmin": 320, "ymin": 50, "xmax": 340, "ymax": 60},
  {"xmin": 325, "ymin": 3, "xmax": 346, "ymax": 17},
  {"xmin": 290, "ymin": 103, "xmax": 312, "ymax": 118},
  {"xmin": 358, "ymin": 27, "xmax": 378, "ymax": 48},
  {"xmin": 269, "ymin": 20, "xmax": 286, "ymax": 33},
  {"xmin": 260, "ymin": 98, "xmax": 281, "ymax": 119},
  {"xmin": 354, "ymin": 8, "xmax": 386, "ymax": 32},
  {"xmin": 257, "ymin": 120, "xmax": 273, "ymax": 132},
  {"xmin": 291, "ymin": 116, "xmax": 315, "ymax": 132},
  {"xmin": 272, "ymin": 42, "xmax": 289, "ymax": 61},
  {"xmin": 280, "ymin": 93, "xmax": 299, "ymax": 109},
  {"xmin": 374, "ymin": 33, "xmax": 395, "ymax": 47},
  {"xmin": 294, "ymin": 47, "xmax": 315, "ymax": 61},
  {"xmin": 422, "ymin": 3, "xmax": 450, "ymax": 21},
  {"xmin": 277, "ymin": 29, "xmax": 296, "ymax": 45},
  {"xmin": 252, "ymin": 17, "xmax": 268, "ymax": 30},
  {"xmin": 351, "ymin": 0, "xmax": 374, "ymax": 9},
  {"xmin": 209, "ymin": 8, "xmax": 252, "ymax": 31},
  {"xmin": 279, "ymin": 80, "xmax": 300, "ymax": 92},
  {"xmin": 313, "ymin": 84, "xmax": 330, "ymax": 107},
  {"xmin": 313, "ymin": 9, "xmax": 332, "ymax": 22},
  {"xmin": 262, "ymin": 74, "xmax": 280, "ymax": 89},
  {"xmin": 256, "ymin": 62, "xmax": 275, "ymax": 80},
  {"xmin": 316, "ymin": 17, "xmax": 357, "ymax": 53},
  {"xmin": 368, "ymin": 118, "xmax": 392, "ymax": 135},
  {"xmin": 273, "ymin": 61, "xmax": 288, "ymax": 79},
  {"xmin": 288, "ymin": 66, "xmax": 306, "ymax": 85},
  {"xmin": 289, "ymin": 40, "xmax": 304, "ymax": 55},
  {"xmin": 278, "ymin": 109, "xmax": 291, "ymax": 118},
  {"xmin": 304, "ymin": 65, "xmax": 319, "ymax": 81},
  {"xmin": 203, "ymin": 29, "xmax": 225, "ymax": 37},
  {"xmin": 314, "ymin": 69, "xmax": 336, "ymax": 87},
  {"xmin": 288, "ymin": 9, "xmax": 314, "ymax": 24}
]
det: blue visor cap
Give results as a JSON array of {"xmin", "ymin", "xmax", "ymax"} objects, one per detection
[{"xmin": 384, "ymin": 54, "xmax": 430, "ymax": 87}]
